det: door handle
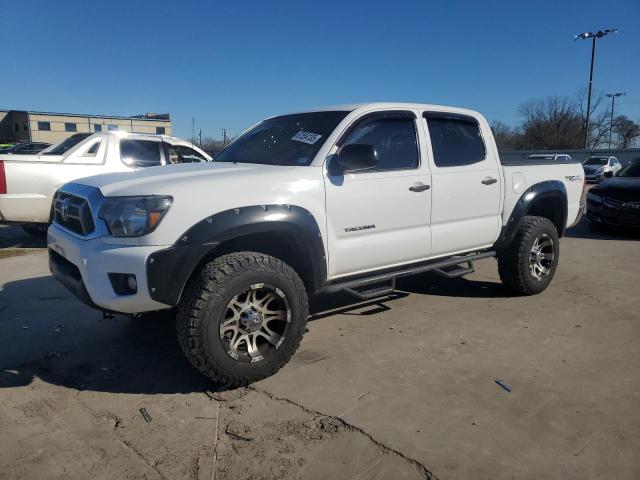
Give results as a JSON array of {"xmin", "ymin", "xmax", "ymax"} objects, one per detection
[
  {"xmin": 409, "ymin": 183, "xmax": 431, "ymax": 192},
  {"xmin": 481, "ymin": 177, "xmax": 497, "ymax": 185}
]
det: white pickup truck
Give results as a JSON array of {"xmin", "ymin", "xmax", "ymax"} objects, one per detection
[
  {"xmin": 0, "ymin": 132, "xmax": 211, "ymax": 233},
  {"xmin": 47, "ymin": 103, "xmax": 585, "ymax": 386}
]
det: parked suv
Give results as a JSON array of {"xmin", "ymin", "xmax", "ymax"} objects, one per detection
[
  {"xmin": 48, "ymin": 103, "xmax": 585, "ymax": 386},
  {"xmin": 582, "ymin": 156, "xmax": 622, "ymax": 182}
]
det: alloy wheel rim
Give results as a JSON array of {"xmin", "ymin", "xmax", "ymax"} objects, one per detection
[
  {"xmin": 219, "ymin": 283, "xmax": 291, "ymax": 363},
  {"xmin": 529, "ymin": 234, "xmax": 555, "ymax": 281}
]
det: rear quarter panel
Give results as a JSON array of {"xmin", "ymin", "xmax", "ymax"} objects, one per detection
[{"xmin": 502, "ymin": 163, "xmax": 584, "ymax": 230}]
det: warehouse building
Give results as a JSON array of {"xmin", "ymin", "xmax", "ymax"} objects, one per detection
[{"xmin": 0, "ymin": 109, "xmax": 172, "ymax": 144}]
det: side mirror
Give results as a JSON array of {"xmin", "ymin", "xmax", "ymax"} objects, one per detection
[
  {"xmin": 331, "ymin": 144, "xmax": 378, "ymax": 174},
  {"xmin": 604, "ymin": 170, "xmax": 614, "ymax": 178}
]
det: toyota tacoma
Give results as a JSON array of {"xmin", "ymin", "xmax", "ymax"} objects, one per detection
[{"xmin": 47, "ymin": 103, "xmax": 585, "ymax": 385}]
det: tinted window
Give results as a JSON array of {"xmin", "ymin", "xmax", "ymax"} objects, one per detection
[
  {"xmin": 37, "ymin": 121, "xmax": 51, "ymax": 131},
  {"xmin": 65, "ymin": 122, "xmax": 77, "ymax": 132},
  {"xmin": 617, "ymin": 159, "xmax": 640, "ymax": 178},
  {"xmin": 178, "ymin": 146, "xmax": 206, "ymax": 162},
  {"xmin": 156, "ymin": 126, "xmax": 166, "ymax": 134},
  {"xmin": 166, "ymin": 145, "xmax": 206, "ymax": 163},
  {"xmin": 108, "ymin": 124, "xmax": 118, "ymax": 131},
  {"xmin": 584, "ymin": 157, "xmax": 607, "ymax": 166},
  {"xmin": 425, "ymin": 113, "xmax": 486, "ymax": 167},
  {"xmin": 216, "ymin": 111, "xmax": 349, "ymax": 166},
  {"xmin": 120, "ymin": 139, "xmax": 162, "ymax": 167},
  {"xmin": 43, "ymin": 133, "xmax": 92, "ymax": 155},
  {"xmin": 94, "ymin": 124, "xmax": 102, "ymax": 132},
  {"xmin": 341, "ymin": 115, "xmax": 418, "ymax": 171},
  {"xmin": 86, "ymin": 141, "xmax": 101, "ymax": 155}
]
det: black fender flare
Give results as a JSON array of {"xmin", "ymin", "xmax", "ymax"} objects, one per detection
[
  {"xmin": 493, "ymin": 180, "xmax": 568, "ymax": 249},
  {"xmin": 146, "ymin": 205, "xmax": 326, "ymax": 307}
]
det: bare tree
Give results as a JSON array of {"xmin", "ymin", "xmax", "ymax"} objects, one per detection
[
  {"xmin": 576, "ymin": 89, "xmax": 610, "ymax": 148},
  {"xmin": 613, "ymin": 116, "xmax": 640, "ymax": 149},
  {"xmin": 490, "ymin": 121, "xmax": 522, "ymax": 151},
  {"xmin": 518, "ymin": 96, "xmax": 583, "ymax": 149}
]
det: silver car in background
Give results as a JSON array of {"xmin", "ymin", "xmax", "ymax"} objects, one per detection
[{"xmin": 582, "ymin": 156, "xmax": 622, "ymax": 182}]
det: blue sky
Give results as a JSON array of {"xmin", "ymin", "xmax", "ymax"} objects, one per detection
[{"xmin": 1, "ymin": 0, "xmax": 639, "ymax": 139}]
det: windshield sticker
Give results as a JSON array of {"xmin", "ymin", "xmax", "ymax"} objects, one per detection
[{"xmin": 291, "ymin": 131, "xmax": 322, "ymax": 145}]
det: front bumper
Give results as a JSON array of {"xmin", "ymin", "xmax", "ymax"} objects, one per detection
[
  {"xmin": 586, "ymin": 200, "xmax": 640, "ymax": 228},
  {"xmin": 584, "ymin": 173, "xmax": 603, "ymax": 183},
  {"xmin": 48, "ymin": 223, "xmax": 172, "ymax": 314}
]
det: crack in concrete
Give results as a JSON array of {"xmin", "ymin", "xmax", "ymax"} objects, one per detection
[
  {"xmin": 120, "ymin": 438, "xmax": 168, "ymax": 480},
  {"xmin": 248, "ymin": 386, "xmax": 437, "ymax": 480}
]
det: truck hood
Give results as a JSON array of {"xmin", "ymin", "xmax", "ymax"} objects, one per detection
[
  {"xmin": 74, "ymin": 161, "xmax": 296, "ymax": 196},
  {"xmin": 582, "ymin": 164, "xmax": 605, "ymax": 174},
  {"xmin": 591, "ymin": 177, "xmax": 640, "ymax": 202}
]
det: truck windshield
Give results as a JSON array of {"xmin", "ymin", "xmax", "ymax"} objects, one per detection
[
  {"xmin": 616, "ymin": 159, "xmax": 640, "ymax": 178},
  {"xmin": 42, "ymin": 133, "xmax": 92, "ymax": 155},
  {"xmin": 584, "ymin": 157, "xmax": 607, "ymax": 166},
  {"xmin": 215, "ymin": 111, "xmax": 349, "ymax": 166}
]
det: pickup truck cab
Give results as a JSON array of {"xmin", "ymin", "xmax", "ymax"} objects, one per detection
[
  {"xmin": 47, "ymin": 103, "xmax": 585, "ymax": 386},
  {"xmin": 0, "ymin": 132, "xmax": 211, "ymax": 230}
]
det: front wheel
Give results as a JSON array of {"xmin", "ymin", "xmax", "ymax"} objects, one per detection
[
  {"xmin": 497, "ymin": 216, "xmax": 559, "ymax": 295},
  {"xmin": 176, "ymin": 252, "xmax": 308, "ymax": 386}
]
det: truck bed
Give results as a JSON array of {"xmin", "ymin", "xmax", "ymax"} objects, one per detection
[{"xmin": 500, "ymin": 156, "xmax": 582, "ymax": 166}]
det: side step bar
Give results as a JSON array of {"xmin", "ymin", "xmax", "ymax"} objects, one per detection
[
  {"xmin": 344, "ymin": 278, "xmax": 396, "ymax": 300},
  {"xmin": 324, "ymin": 251, "xmax": 496, "ymax": 297}
]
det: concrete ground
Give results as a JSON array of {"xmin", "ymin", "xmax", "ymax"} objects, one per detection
[{"xmin": 1, "ymin": 221, "xmax": 639, "ymax": 480}]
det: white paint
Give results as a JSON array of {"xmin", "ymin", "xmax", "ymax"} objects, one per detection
[
  {"xmin": 44, "ymin": 102, "xmax": 585, "ymax": 313},
  {"xmin": 0, "ymin": 133, "xmax": 210, "ymax": 223}
]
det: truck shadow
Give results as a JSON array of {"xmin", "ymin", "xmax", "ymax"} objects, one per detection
[
  {"xmin": 564, "ymin": 217, "xmax": 640, "ymax": 241},
  {"xmin": 0, "ymin": 269, "xmax": 508, "ymax": 395},
  {"xmin": 0, "ymin": 225, "xmax": 47, "ymax": 249}
]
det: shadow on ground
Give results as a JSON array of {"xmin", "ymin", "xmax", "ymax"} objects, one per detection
[
  {"xmin": 0, "ymin": 225, "xmax": 47, "ymax": 249},
  {"xmin": 564, "ymin": 217, "xmax": 640, "ymax": 241},
  {"xmin": 0, "ymin": 267, "xmax": 513, "ymax": 395}
]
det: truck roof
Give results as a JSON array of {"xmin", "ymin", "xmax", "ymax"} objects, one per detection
[{"xmin": 288, "ymin": 102, "xmax": 483, "ymax": 118}]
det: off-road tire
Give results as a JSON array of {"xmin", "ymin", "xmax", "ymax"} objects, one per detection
[
  {"xmin": 497, "ymin": 215, "xmax": 559, "ymax": 296},
  {"xmin": 176, "ymin": 252, "xmax": 308, "ymax": 386}
]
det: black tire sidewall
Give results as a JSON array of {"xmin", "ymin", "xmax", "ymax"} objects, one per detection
[
  {"xmin": 199, "ymin": 268, "xmax": 306, "ymax": 379},
  {"xmin": 518, "ymin": 220, "xmax": 559, "ymax": 293}
]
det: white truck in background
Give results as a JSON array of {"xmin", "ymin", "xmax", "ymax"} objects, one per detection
[
  {"xmin": 47, "ymin": 102, "xmax": 585, "ymax": 386},
  {"xmin": 0, "ymin": 132, "xmax": 211, "ymax": 234}
]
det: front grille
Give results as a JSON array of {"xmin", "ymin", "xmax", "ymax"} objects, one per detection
[
  {"xmin": 603, "ymin": 196, "xmax": 624, "ymax": 209},
  {"xmin": 53, "ymin": 191, "xmax": 95, "ymax": 235},
  {"xmin": 603, "ymin": 197, "xmax": 640, "ymax": 211}
]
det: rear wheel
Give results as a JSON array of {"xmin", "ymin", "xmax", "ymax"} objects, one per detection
[
  {"xmin": 498, "ymin": 216, "xmax": 559, "ymax": 295},
  {"xmin": 176, "ymin": 252, "xmax": 308, "ymax": 386}
]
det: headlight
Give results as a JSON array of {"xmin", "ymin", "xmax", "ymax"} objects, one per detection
[
  {"xmin": 586, "ymin": 191, "xmax": 602, "ymax": 204},
  {"xmin": 98, "ymin": 196, "xmax": 172, "ymax": 237}
]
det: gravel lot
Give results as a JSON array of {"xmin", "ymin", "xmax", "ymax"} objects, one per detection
[{"xmin": 1, "ymin": 221, "xmax": 639, "ymax": 480}]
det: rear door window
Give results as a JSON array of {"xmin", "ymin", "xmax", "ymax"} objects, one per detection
[
  {"xmin": 120, "ymin": 139, "xmax": 162, "ymax": 167},
  {"xmin": 424, "ymin": 113, "xmax": 486, "ymax": 167}
]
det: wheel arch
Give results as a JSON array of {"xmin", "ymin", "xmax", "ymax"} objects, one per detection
[
  {"xmin": 146, "ymin": 205, "xmax": 326, "ymax": 307},
  {"xmin": 494, "ymin": 180, "xmax": 568, "ymax": 249}
]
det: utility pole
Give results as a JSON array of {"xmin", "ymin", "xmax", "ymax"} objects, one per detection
[
  {"xmin": 221, "ymin": 128, "xmax": 228, "ymax": 146},
  {"xmin": 199, "ymin": 129, "xmax": 202, "ymax": 148},
  {"xmin": 192, "ymin": 117, "xmax": 195, "ymax": 143},
  {"xmin": 574, "ymin": 29, "xmax": 618, "ymax": 148},
  {"xmin": 605, "ymin": 92, "xmax": 625, "ymax": 148}
]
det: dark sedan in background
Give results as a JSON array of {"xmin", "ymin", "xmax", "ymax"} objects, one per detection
[
  {"xmin": 0, "ymin": 142, "xmax": 51, "ymax": 154},
  {"xmin": 587, "ymin": 158, "xmax": 640, "ymax": 230}
]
